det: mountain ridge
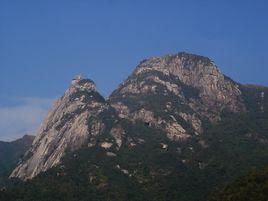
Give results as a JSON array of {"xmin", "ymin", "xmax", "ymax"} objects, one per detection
[
  {"xmin": 10, "ymin": 52, "xmax": 266, "ymax": 181},
  {"xmin": 3, "ymin": 51, "xmax": 268, "ymax": 201}
]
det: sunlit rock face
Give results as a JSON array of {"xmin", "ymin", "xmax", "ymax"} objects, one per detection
[
  {"xmin": 10, "ymin": 75, "xmax": 117, "ymax": 180},
  {"xmin": 109, "ymin": 52, "xmax": 245, "ymax": 140}
]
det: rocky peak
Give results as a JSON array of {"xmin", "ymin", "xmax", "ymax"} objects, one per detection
[
  {"xmin": 110, "ymin": 52, "xmax": 245, "ymax": 141},
  {"xmin": 134, "ymin": 52, "xmax": 214, "ymax": 76},
  {"xmin": 10, "ymin": 75, "xmax": 106, "ymax": 180},
  {"xmin": 112, "ymin": 52, "xmax": 244, "ymax": 111},
  {"xmin": 9, "ymin": 52, "xmax": 248, "ymax": 181},
  {"xmin": 134, "ymin": 52, "xmax": 242, "ymax": 107},
  {"xmin": 136, "ymin": 52, "xmax": 212, "ymax": 71},
  {"xmin": 71, "ymin": 74, "xmax": 96, "ymax": 92}
]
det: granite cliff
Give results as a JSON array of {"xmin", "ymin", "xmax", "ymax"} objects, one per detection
[
  {"xmin": 8, "ymin": 52, "xmax": 268, "ymax": 201},
  {"xmin": 110, "ymin": 52, "xmax": 245, "ymax": 140},
  {"xmin": 10, "ymin": 75, "xmax": 124, "ymax": 180}
]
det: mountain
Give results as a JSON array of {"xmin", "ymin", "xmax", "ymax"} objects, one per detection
[
  {"xmin": 0, "ymin": 135, "xmax": 34, "ymax": 186},
  {"xmin": 10, "ymin": 75, "xmax": 122, "ymax": 180},
  {"xmin": 109, "ymin": 52, "xmax": 245, "ymax": 140},
  {"xmin": 2, "ymin": 52, "xmax": 268, "ymax": 201}
]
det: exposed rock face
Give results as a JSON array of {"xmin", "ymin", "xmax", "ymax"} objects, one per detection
[
  {"xmin": 132, "ymin": 53, "xmax": 240, "ymax": 106},
  {"xmin": 10, "ymin": 76, "xmax": 118, "ymax": 180},
  {"xmin": 110, "ymin": 125, "xmax": 125, "ymax": 148},
  {"xmin": 10, "ymin": 52, "xmax": 248, "ymax": 181},
  {"xmin": 109, "ymin": 52, "xmax": 245, "ymax": 140}
]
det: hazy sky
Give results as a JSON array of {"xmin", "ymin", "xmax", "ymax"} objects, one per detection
[{"xmin": 0, "ymin": 0, "xmax": 268, "ymax": 141}]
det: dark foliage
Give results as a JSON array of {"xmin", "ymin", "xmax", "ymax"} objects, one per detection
[
  {"xmin": 208, "ymin": 165, "xmax": 268, "ymax": 201},
  {"xmin": 0, "ymin": 135, "xmax": 34, "ymax": 186}
]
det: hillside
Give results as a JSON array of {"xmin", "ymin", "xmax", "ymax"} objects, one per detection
[{"xmin": 0, "ymin": 135, "xmax": 34, "ymax": 186}]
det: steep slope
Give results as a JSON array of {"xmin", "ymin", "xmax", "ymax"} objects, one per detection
[
  {"xmin": 0, "ymin": 135, "xmax": 34, "ymax": 186},
  {"xmin": 10, "ymin": 75, "xmax": 125, "ymax": 180},
  {"xmin": 4, "ymin": 52, "xmax": 268, "ymax": 201},
  {"xmin": 109, "ymin": 52, "xmax": 245, "ymax": 141}
]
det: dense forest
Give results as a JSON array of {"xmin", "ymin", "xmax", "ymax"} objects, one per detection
[{"xmin": 209, "ymin": 164, "xmax": 268, "ymax": 201}]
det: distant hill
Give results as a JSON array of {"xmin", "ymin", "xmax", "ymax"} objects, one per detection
[{"xmin": 0, "ymin": 135, "xmax": 34, "ymax": 186}]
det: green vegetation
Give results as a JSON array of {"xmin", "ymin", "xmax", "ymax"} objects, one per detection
[{"xmin": 208, "ymin": 165, "xmax": 268, "ymax": 201}]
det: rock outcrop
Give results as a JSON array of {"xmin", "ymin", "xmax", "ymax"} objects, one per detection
[
  {"xmin": 109, "ymin": 52, "xmax": 245, "ymax": 140},
  {"xmin": 10, "ymin": 75, "xmax": 122, "ymax": 180},
  {"xmin": 10, "ymin": 52, "xmax": 248, "ymax": 181}
]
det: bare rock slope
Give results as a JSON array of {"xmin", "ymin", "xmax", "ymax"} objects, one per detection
[
  {"xmin": 10, "ymin": 52, "xmax": 247, "ymax": 180},
  {"xmin": 109, "ymin": 52, "xmax": 245, "ymax": 140},
  {"xmin": 10, "ymin": 76, "xmax": 123, "ymax": 180}
]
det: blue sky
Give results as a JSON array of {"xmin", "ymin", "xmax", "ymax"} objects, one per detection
[{"xmin": 0, "ymin": 0, "xmax": 268, "ymax": 140}]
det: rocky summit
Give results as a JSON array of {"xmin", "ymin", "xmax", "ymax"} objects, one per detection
[
  {"xmin": 10, "ymin": 75, "xmax": 124, "ymax": 180},
  {"xmin": 5, "ymin": 52, "xmax": 268, "ymax": 201},
  {"xmin": 9, "ymin": 52, "xmax": 260, "ymax": 180},
  {"xmin": 110, "ymin": 52, "xmax": 245, "ymax": 140}
]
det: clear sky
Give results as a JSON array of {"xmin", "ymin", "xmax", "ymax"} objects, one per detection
[{"xmin": 0, "ymin": 0, "xmax": 268, "ymax": 141}]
